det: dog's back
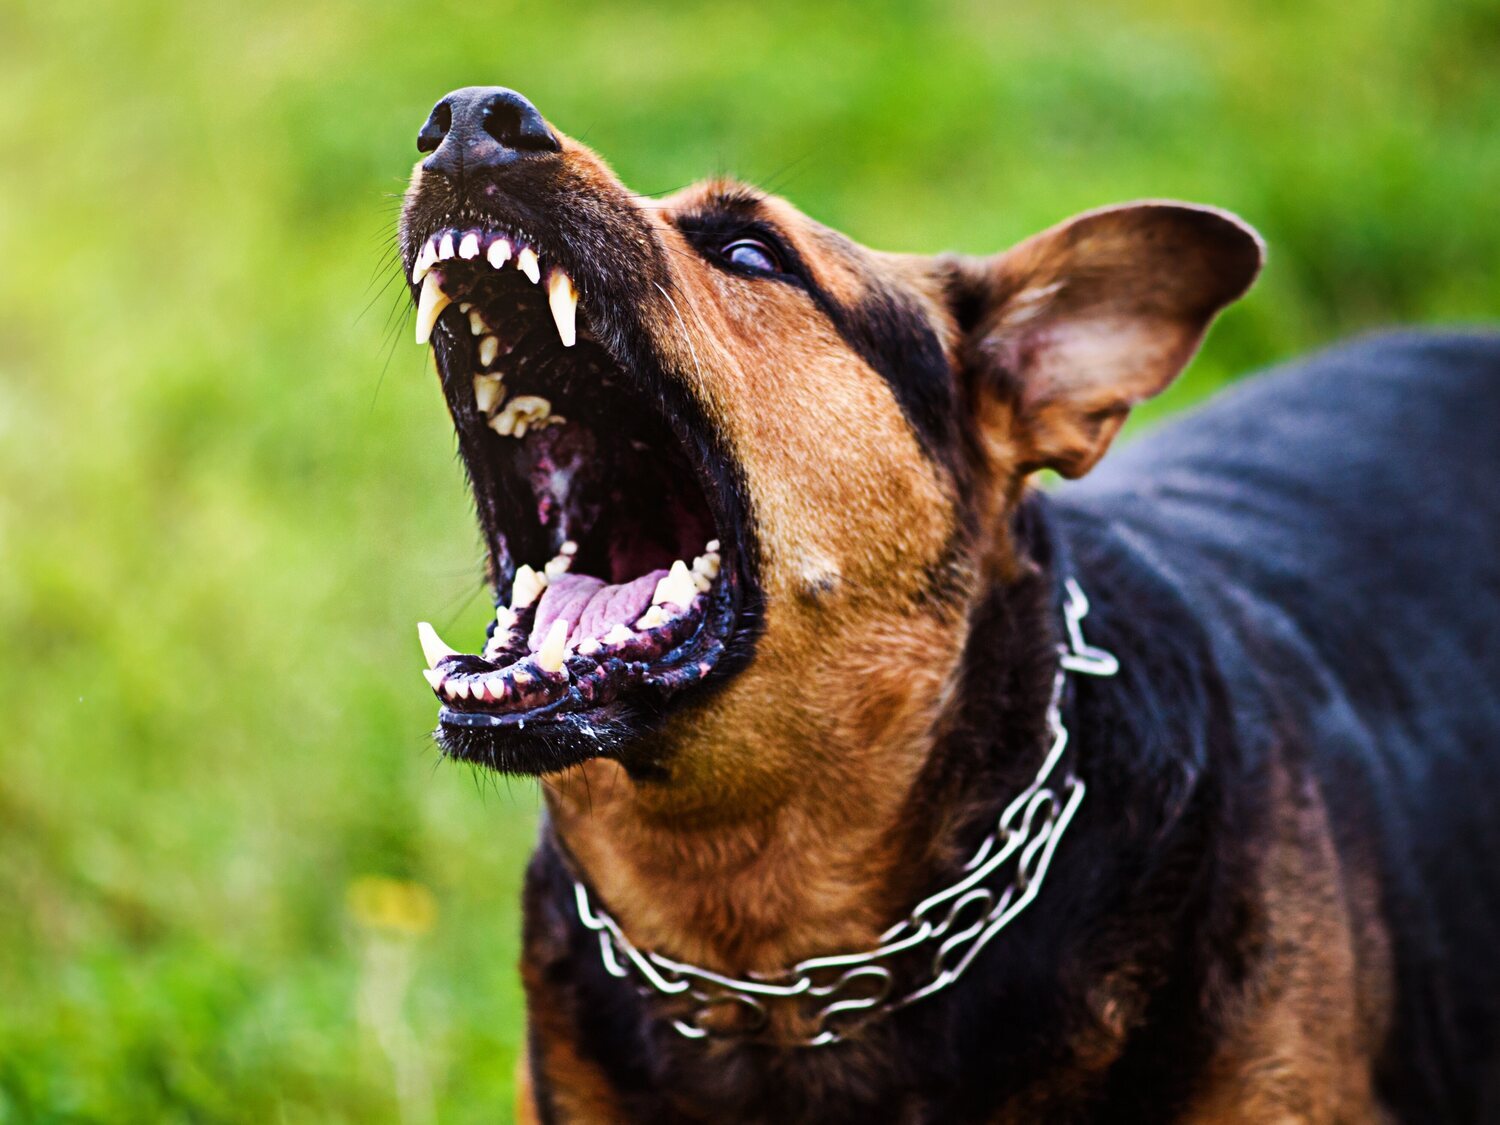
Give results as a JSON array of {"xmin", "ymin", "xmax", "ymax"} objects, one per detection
[{"xmin": 1061, "ymin": 331, "xmax": 1500, "ymax": 1119}]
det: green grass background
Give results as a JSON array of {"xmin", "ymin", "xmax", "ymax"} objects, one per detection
[{"xmin": 2, "ymin": 0, "xmax": 1497, "ymax": 1119}]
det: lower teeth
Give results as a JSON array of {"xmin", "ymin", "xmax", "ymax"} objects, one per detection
[{"xmin": 417, "ymin": 541, "xmax": 722, "ymax": 711}]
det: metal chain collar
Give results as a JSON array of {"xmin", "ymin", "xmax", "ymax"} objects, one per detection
[{"xmin": 570, "ymin": 577, "xmax": 1119, "ymax": 1047}]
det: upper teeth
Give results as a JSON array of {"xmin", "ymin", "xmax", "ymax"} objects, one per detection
[
  {"xmin": 411, "ymin": 229, "xmax": 579, "ymax": 354},
  {"xmin": 412, "ymin": 241, "xmax": 438, "ymax": 282},
  {"xmin": 473, "ymin": 373, "xmax": 504, "ymax": 414},
  {"xmin": 489, "ymin": 395, "xmax": 563, "ymax": 438},
  {"xmin": 547, "ymin": 270, "xmax": 577, "ymax": 347},
  {"xmin": 414, "ymin": 272, "xmax": 451, "ymax": 345}
]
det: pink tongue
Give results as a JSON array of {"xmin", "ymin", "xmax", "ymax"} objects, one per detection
[{"xmin": 529, "ymin": 570, "xmax": 668, "ymax": 651}]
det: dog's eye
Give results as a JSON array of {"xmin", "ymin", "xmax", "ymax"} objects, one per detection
[{"xmin": 721, "ymin": 238, "xmax": 781, "ymax": 275}]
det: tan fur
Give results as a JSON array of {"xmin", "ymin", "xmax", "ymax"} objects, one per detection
[
  {"xmin": 518, "ymin": 956, "xmax": 634, "ymax": 1121},
  {"xmin": 1180, "ymin": 758, "xmax": 1394, "ymax": 1124}
]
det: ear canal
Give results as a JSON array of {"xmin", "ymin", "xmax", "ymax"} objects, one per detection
[{"xmin": 957, "ymin": 201, "xmax": 1264, "ymax": 479}]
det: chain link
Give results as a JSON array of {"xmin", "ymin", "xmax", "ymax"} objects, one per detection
[{"xmin": 571, "ymin": 577, "xmax": 1117, "ymax": 1047}]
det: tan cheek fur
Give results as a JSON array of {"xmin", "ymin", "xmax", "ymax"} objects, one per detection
[{"xmin": 597, "ymin": 229, "xmax": 963, "ymax": 812}]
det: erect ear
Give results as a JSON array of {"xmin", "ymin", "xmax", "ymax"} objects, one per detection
[{"xmin": 952, "ymin": 202, "xmax": 1263, "ymax": 479}]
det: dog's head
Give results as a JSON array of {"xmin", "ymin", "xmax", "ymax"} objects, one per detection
[{"xmin": 400, "ymin": 87, "xmax": 1261, "ymax": 799}]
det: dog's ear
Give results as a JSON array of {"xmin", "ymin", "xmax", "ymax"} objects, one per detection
[{"xmin": 950, "ymin": 202, "xmax": 1263, "ymax": 479}]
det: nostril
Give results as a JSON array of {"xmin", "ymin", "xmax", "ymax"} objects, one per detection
[
  {"xmin": 417, "ymin": 101, "xmax": 451, "ymax": 154},
  {"xmin": 419, "ymin": 87, "xmax": 559, "ymax": 178},
  {"xmin": 482, "ymin": 92, "xmax": 560, "ymax": 154}
]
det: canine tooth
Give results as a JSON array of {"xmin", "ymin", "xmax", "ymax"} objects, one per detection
[
  {"xmin": 487, "ymin": 238, "xmax": 512, "ymax": 268},
  {"xmin": 603, "ymin": 623, "xmax": 634, "ymax": 646},
  {"xmin": 414, "ymin": 273, "xmax": 451, "ymax": 345},
  {"xmin": 438, "ymin": 232, "xmax": 456, "ymax": 259},
  {"xmin": 652, "ymin": 560, "xmax": 698, "ymax": 609},
  {"xmin": 510, "ymin": 564, "xmax": 547, "ymax": 609},
  {"xmin": 544, "ymin": 554, "xmax": 571, "ymax": 580},
  {"xmin": 517, "ymin": 247, "xmax": 540, "ymax": 283},
  {"xmin": 561, "ymin": 540, "xmax": 578, "ymax": 556},
  {"xmin": 417, "ymin": 621, "xmax": 458, "ymax": 669},
  {"xmin": 478, "ymin": 335, "xmax": 500, "ymax": 366},
  {"xmin": 536, "ymin": 618, "xmax": 570, "ymax": 673},
  {"xmin": 412, "ymin": 240, "xmax": 438, "ymax": 282},
  {"xmin": 468, "ymin": 310, "xmax": 485, "ymax": 336},
  {"xmin": 458, "ymin": 232, "xmax": 480, "ymax": 259},
  {"xmin": 547, "ymin": 270, "xmax": 577, "ymax": 347},
  {"xmin": 636, "ymin": 605, "xmax": 667, "ymax": 630},
  {"xmin": 473, "ymin": 374, "xmax": 504, "ymax": 414},
  {"xmin": 422, "ymin": 668, "xmax": 444, "ymax": 689}
]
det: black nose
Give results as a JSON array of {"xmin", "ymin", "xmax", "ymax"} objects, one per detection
[{"xmin": 417, "ymin": 87, "xmax": 560, "ymax": 178}]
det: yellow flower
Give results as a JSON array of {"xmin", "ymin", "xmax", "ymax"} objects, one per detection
[{"xmin": 346, "ymin": 875, "xmax": 437, "ymax": 936}]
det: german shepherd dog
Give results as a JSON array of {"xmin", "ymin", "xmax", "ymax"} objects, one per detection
[{"xmin": 397, "ymin": 87, "xmax": 1500, "ymax": 1122}]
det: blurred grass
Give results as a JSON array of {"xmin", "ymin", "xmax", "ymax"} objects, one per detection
[{"xmin": 1, "ymin": 0, "xmax": 1497, "ymax": 1118}]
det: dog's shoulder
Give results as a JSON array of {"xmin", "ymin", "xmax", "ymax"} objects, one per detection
[{"xmin": 1060, "ymin": 330, "xmax": 1500, "ymax": 1120}]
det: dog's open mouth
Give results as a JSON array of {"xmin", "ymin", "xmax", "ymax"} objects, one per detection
[{"xmin": 407, "ymin": 225, "xmax": 748, "ymax": 766}]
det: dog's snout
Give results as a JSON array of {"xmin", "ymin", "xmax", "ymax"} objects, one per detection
[{"xmin": 417, "ymin": 87, "xmax": 560, "ymax": 179}]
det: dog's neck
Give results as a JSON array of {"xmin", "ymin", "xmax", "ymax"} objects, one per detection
[
  {"xmin": 538, "ymin": 498, "xmax": 1068, "ymax": 991},
  {"xmin": 525, "ymin": 500, "xmax": 1243, "ymax": 1119}
]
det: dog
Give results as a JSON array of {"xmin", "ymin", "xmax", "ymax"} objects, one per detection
[{"xmin": 397, "ymin": 86, "xmax": 1500, "ymax": 1122}]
